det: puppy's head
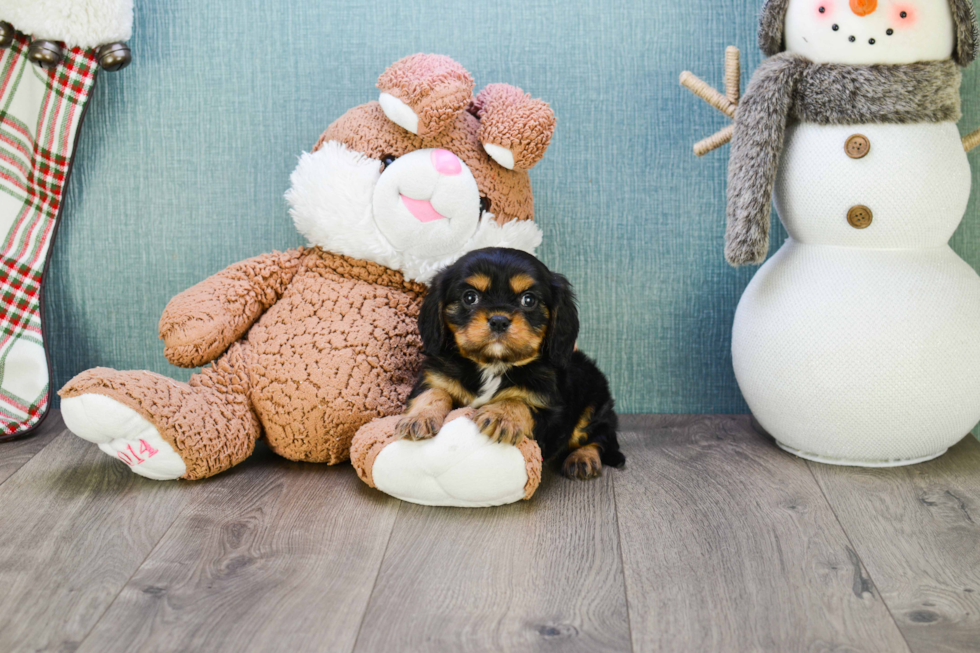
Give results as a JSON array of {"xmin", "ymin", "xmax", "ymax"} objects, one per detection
[{"xmin": 420, "ymin": 248, "xmax": 578, "ymax": 367}]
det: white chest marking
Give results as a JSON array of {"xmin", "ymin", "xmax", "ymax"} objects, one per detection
[{"xmin": 471, "ymin": 367, "xmax": 504, "ymax": 408}]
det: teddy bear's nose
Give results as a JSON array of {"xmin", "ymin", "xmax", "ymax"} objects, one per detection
[
  {"xmin": 849, "ymin": 0, "xmax": 877, "ymax": 16},
  {"xmin": 431, "ymin": 149, "xmax": 462, "ymax": 176}
]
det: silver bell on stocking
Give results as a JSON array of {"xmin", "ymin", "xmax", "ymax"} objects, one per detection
[
  {"xmin": 0, "ymin": 22, "xmax": 14, "ymax": 48},
  {"xmin": 28, "ymin": 39, "xmax": 63, "ymax": 69},
  {"xmin": 96, "ymin": 42, "xmax": 131, "ymax": 72}
]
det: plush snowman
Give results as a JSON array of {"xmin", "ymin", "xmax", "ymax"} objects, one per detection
[{"xmin": 684, "ymin": 0, "xmax": 980, "ymax": 465}]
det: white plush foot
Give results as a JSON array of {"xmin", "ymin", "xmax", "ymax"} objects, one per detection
[
  {"xmin": 61, "ymin": 394, "xmax": 186, "ymax": 480},
  {"xmin": 372, "ymin": 416, "xmax": 529, "ymax": 507}
]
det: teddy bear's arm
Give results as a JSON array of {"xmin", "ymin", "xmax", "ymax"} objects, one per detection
[{"xmin": 159, "ymin": 248, "xmax": 306, "ymax": 368}]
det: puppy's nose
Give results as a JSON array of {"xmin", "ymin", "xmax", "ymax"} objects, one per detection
[
  {"xmin": 488, "ymin": 315, "xmax": 511, "ymax": 333},
  {"xmin": 431, "ymin": 148, "xmax": 462, "ymax": 176}
]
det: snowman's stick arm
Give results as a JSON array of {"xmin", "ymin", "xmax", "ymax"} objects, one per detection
[
  {"xmin": 724, "ymin": 46, "xmax": 740, "ymax": 103},
  {"xmin": 695, "ymin": 124, "xmax": 734, "ymax": 157},
  {"xmin": 964, "ymin": 127, "xmax": 980, "ymax": 153},
  {"xmin": 680, "ymin": 72, "xmax": 737, "ymax": 118},
  {"xmin": 681, "ymin": 47, "xmax": 741, "ymax": 156}
]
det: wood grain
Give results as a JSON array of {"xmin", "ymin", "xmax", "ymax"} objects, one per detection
[
  {"xmin": 77, "ymin": 446, "xmax": 400, "ymax": 653},
  {"xmin": 353, "ymin": 468, "xmax": 631, "ymax": 653},
  {"xmin": 13, "ymin": 411, "xmax": 980, "ymax": 652},
  {"xmin": 809, "ymin": 436, "xmax": 980, "ymax": 653},
  {"xmin": 0, "ymin": 430, "xmax": 202, "ymax": 652},
  {"xmin": 614, "ymin": 414, "xmax": 910, "ymax": 653},
  {"xmin": 0, "ymin": 412, "xmax": 62, "ymax": 486}
]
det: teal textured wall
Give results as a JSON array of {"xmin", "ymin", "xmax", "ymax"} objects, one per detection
[{"xmin": 46, "ymin": 0, "xmax": 980, "ymax": 413}]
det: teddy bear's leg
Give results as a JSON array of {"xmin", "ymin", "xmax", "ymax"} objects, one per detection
[{"xmin": 60, "ymin": 342, "xmax": 260, "ymax": 480}]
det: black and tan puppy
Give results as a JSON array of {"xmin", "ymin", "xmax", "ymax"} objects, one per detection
[{"xmin": 395, "ymin": 247, "xmax": 625, "ymax": 479}]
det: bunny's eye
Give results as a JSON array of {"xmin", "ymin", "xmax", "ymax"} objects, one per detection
[{"xmin": 380, "ymin": 155, "xmax": 397, "ymax": 171}]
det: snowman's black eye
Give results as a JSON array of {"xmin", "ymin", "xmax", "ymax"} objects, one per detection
[
  {"xmin": 833, "ymin": 24, "xmax": 840, "ymax": 30},
  {"xmin": 380, "ymin": 155, "xmax": 397, "ymax": 171},
  {"xmin": 887, "ymin": 28, "xmax": 894, "ymax": 35},
  {"xmin": 819, "ymin": 5, "xmax": 826, "ymax": 12},
  {"xmin": 849, "ymin": 35, "xmax": 856, "ymax": 42},
  {"xmin": 900, "ymin": 11, "xmax": 907, "ymax": 18},
  {"xmin": 869, "ymin": 38, "xmax": 876, "ymax": 44}
]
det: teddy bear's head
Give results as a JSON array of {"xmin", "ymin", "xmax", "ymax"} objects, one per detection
[{"xmin": 286, "ymin": 54, "xmax": 556, "ymax": 284}]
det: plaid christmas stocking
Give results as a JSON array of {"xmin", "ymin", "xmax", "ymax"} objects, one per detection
[
  {"xmin": 0, "ymin": 35, "xmax": 98, "ymax": 439},
  {"xmin": 0, "ymin": 0, "xmax": 132, "ymax": 440}
]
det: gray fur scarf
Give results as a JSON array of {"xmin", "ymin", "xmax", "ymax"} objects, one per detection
[{"xmin": 725, "ymin": 54, "xmax": 962, "ymax": 266}]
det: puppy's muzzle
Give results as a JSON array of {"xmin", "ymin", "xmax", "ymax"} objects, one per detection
[{"xmin": 488, "ymin": 315, "xmax": 511, "ymax": 334}]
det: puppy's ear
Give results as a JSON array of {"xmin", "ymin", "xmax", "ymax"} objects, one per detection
[
  {"xmin": 419, "ymin": 270, "xmax": 448, "ymax": 355},
  {"xmin": 543, "ymin": 274, "xmax": 578, "ymax": 368}
]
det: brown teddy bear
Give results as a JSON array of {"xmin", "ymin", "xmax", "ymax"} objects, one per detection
[{"xmin": 59, "ymin": 54, "xmax": 555, "ymax": 481}]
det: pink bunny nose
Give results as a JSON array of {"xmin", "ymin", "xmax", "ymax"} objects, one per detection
[{"xmin": 431, "ymin": 149, "xmax": 462, "ymax": 176}]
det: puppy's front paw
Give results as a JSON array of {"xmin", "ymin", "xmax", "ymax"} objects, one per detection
[
  {"xmin": 562, "ymin": 445, "xmax": 602, "ymax": 480},
  {"xmin": 474, "ymin": 402, "xmax": 532, "ymax": 446},
  {"xmin": 395, "ymin": 412, "xmax": 443, "ymax": 441}
]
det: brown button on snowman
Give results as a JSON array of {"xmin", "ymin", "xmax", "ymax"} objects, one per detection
[
  {"xmin": 845, "ymin": 134, "xmax": 870, "ymax": 158},
  {"xmin": 684, "ymin": 0, "xmax": 980, "ymax": 465}
]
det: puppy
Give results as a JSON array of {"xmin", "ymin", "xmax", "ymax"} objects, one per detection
[{"xmin": 395, "ymin": 247, "xmax": 625, "ymax": 480}]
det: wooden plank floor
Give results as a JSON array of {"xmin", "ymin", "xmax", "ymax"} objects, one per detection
[{"xmin": 1, "ymin": 412, "xmax": 978, "ymax": 652}]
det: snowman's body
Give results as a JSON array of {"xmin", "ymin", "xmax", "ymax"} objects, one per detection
[
  {"xmin": 733, "ymin": 121, "xmax": 980, "ymax": 464},
  {"xmin": 726, "ymin": 0, "xmax": 980, "ymax": 464}
]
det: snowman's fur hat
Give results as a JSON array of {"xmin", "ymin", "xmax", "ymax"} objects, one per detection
[{"xmin": 759, "ymin": 0, "xmax": 978, "ymax": 66}]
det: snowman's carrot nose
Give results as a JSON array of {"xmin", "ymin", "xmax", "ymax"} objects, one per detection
[{"xmin": 849, "ymin": 0, "xmax": 877, "ymax": 16}]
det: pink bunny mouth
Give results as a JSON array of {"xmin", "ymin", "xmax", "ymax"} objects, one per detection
[{"xmin": 401, "ymin": 195, "xmax": 448, "ymax": 223}]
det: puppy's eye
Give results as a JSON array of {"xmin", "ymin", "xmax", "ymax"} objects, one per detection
[
  {"xmin": 462, "ymin": 290, "xmax": 480, "ymax": 306},
  {"xmin": 520, "ymin": 292, "xmax": 537, "ymax": 309},
  {"xmin": 480, "ymin": 196, "xmax": 492, "ymax": 214},
  {"xmin": 380, "ymin": 155, "xmax": 397, "ymax": 172}
]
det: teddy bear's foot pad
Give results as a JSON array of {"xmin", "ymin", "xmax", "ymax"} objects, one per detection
[
  {"xmin": 61, "ymin": 394, "xmax": 186, "ymax": 480},
  {"xmin": 372, "ymin": 417, "xmax": 530, "ymax": 507}
]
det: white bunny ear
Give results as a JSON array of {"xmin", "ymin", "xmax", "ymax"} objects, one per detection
[
  {"xmin": 378, "ymin": 92, "xmax": 419, "ymax": 135},
  {"xmin": 482, "ymin": 143, "xmax": 515, "ymax": 170}
]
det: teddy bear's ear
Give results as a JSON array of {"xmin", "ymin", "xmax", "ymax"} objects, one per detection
[
  {"xmin": 376, "ymin": 54, "xmax": 475, "ymax": 138},
  {"xmin": 472, "ymin": 83, "xmax": 555, "ymax": 171}
]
